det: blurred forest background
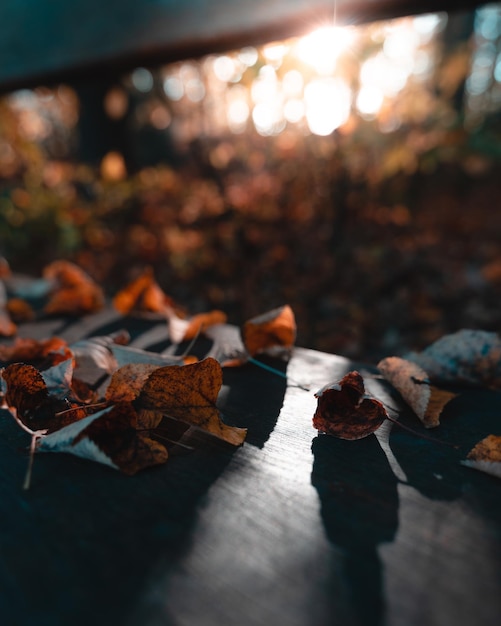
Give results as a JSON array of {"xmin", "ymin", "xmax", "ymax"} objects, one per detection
[{"xmin": 2, "ymin": 6, "xmax": 501, "ymax": 360}]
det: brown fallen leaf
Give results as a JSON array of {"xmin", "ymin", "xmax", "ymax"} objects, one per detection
[
  {"xmin": 0, "ymin": 257, "xmax": 11, "ymax": 279},
  {"xmin": 70, "ymin": 331, "xmax": 130, "ymax": 387},
  {"xmin": 106, "ymin": 363, "xmax": 161, "ymax": 404},
  {"xmin": 378, "ymin": 356, "xmax": 456, "ymax": 428},
  {"xmin": 0, "ymin": 281, "xmax": 16, "ymax": 337},
  {"xmin": 1, "ymin": 362, "xmax": 88, "ymax": 431},
  {"xmin": 168, "ymin": 309, "xmax": 227, "ymax": 343},
  {"xmin": 242, "ymin": 305, "xmax": 296, "ymax": 358},
  {"xmin": 2, "ymin": 363, "xmax": 49, "ymax": 421},
  {"xmin": 137, "ymin": 357, "xmax": 247, "ymax": 445},
  {"xmin": 313, "ymin": 370, "xmax": 388, "ymax": 439},
  {"xmin": 0, "ymin": 311, "xmax": 17, "ymax": 337},
  {"xmin": 462, "ymin": 434, "xmax": 501, "ymax": 479},
  {"xmin": 406, "ymin": 329, "xmax": 501, "ymax": 389},
  {"xmin": 6, "ymin": 298, "xmax": 35, "ymax": 323},
  {"xmin": 0, "ymin": 336, "xmax": 72, "ymax": 368},
  {"xmin": 113, "ymin": 267, "xmax": 176, "ymax": 315},
  {"xmin": 43, "ymin": 260, "xmax": 105, "ymax": 315},
  {"xmin": 38, "ymin": 403, "xmax": 168, "ymax": 475}
]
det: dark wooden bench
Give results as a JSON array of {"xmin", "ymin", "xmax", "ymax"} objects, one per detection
[{"xmin": 1, "ymin": 3, "xmax": 500, "ymax": 626}]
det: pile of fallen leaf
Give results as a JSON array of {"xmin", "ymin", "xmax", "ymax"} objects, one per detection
[
  {"xmin": 313, "ymin": 328, "xmax": 501, "ymax": 480},
  {"xmin": 2, "ymin": 258, "xmax": 501, "ymax": 487},
  {"xmin": 0, "ymin": 259, "xmax": 296, "ymax": 488}
]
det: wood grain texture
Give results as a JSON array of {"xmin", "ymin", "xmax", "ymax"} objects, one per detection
[
  {"xmin": 0, "ymin": 0, "xmax": 487, "ymax": 92},
  {"xmin": 0, "ymin": 310, "xmax": 500, "ymax": 626}
]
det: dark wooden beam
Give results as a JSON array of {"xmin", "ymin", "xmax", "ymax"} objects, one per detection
[{"xmin": 0, "ymin": 0, "xmax": 488, "ymax": 93}]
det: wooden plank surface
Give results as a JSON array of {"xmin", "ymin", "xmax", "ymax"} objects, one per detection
[
  {"xmin": 0, "ymin": 309, "xmax": 500, "ymax": 626},
  {"xmin": 0, "ymin": 0, "xmax": 488, "ymax": 92}
]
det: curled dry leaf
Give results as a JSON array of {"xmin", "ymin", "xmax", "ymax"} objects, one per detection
[
  {"xmin": 113, "ymin": 267, "xmax": 176, "ymax": 315},
  {"xmin": 137, "ymin": 357, "xmax": 247, "ymax": 445},
  {"xmin": 242, "ymin": 305, "xmax": 296, "ymax": 358},
  {"xmin": 378, "ymin": 356, "xmax": 456, "ymax": 428},
  {"xmin": 70, "ymin": 331, "xmax": 130, "ymax": 386},
  {"xmin": 0, "ymin": 336, "xmax": 72, "ymax": 368},
  {"xmin": 38, "ymin": 403, "xmax": 168, "ymax": 475},
  {"xmin": 313, "ymin": 370, "xmax": 388, "ymax": 440},
  {"xmin": 168, "ymin": 309, "xmax": 227, "ymax": 343},
  {"xmin": 2, "ymin": 363, "xmax": 49, "ymax": 420},
  {"xmin": 406, "ymin": 329, "xmax": 501, "ymax": 389},
  {"xmin": 43, "ymin": 260, "xmax": 104, "ymax": 315},
  {"xmin": 41, "ymin": 358, "xmax": 74, "ymax": 400},
  {"xmin": 2, "ymin": 362, "xmax": 87, "ymax": 431},
  {"xmin": 462, "ymin": 434, "xmax": 501, "ymax": 480}
]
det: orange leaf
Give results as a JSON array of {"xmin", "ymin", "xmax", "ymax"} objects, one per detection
[
  {"xmin": 463, "ymin": 434, "xmax": 501, "ymax": 479},
  {"xmin": 0, "ymin": 336, "xmax": 72, "ymax": 367},
  {"xmin": 6, "ymin": 298, "xmax": 35, "ymax": 323},
  {"xmin": 313, "ymin": 371, "xmax": 388, "ymax": 440},
  {"xmin": 137, "ymin": 358, "xmax": 247, "ymax": 445},
  {"xmin": 2, "ymin": 362, "xmax": 87, "ymax": 431},
  {"xmin": 168, "ymin": 309, "xmax": 227, "ymax": 343},
  {"xmin": 0, "ymin": 281, "xmax": 16, "ymax": 337},
  {"xmin": 0, "ymin": 311, "xmax": 16, "ymax": 337},
  {"xmin": 43, "ymin": 261, "xmax": 104, "ymax": 315},
  {"xmin": 242, "ymin": 305, "xmax": 296, "ymax": 358},
  {"xmin": 2, "ymin": 363, "xmax": 49, "ymax": 420},
  {"xmin": 0, "ymin": 257, "xmax": 11, "ymax": 279},
  {"xmin": 113, "ymin": 267, "xmax": 176, "ymax": 315},
  {"xmin": 378, "ymin": 356, "xmax": 456, "ymax": 428}
]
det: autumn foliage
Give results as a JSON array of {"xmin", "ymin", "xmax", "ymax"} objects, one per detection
[{"xmin": 0, "ymin": 261, "xmax": 302, "ymax": 486}]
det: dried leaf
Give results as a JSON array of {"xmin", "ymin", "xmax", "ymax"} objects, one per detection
[
  {"xmin": 0, "ymin": 257, "xmax": 11, "ymax": 279},
  {"xmin": 378, "ymin": 356, "xmax": 456, "ymax": 428},
  {"xmin": 204, "ymin": 323, "xmax": 248, "ymax": 366},
  {"xmin": 2, "ymin": 363, "xmax": 49, "ymax": 420},
  {"xmin": 242, "ymin": 305, "xmax": 296, "ymax": 358},
  {"xmin": 6, "ymin": 298, "xmax": 35, "ymax": 323},
  {"xmin": 106, "ymin": 363, "xmax": 161, "ymax": 403},
  {"xmin": 43, "ymin": 260, "xmax": 104, "ymax": 315},
  {"xmin": 0, "ymin": 281, "xmax": 16, "ymax": 337},
  {"xmin": 137, "ymin": 357, "xmax": 247, "ymax": 445},
  {"xmin": 38, "ymin": 403, "xmax": 168, "ymax": 474},
  {"xmin": 70, "ymin": 332, "xmax": 130, "ymax": 385},
  {"xmin": 41, "ymin": 358, "xmax": 75, "ymax": 400},
  {"xmin": 0, "ymin": 310, "xmax": 16, "ymax": 337},
  {"xmin": 1, "ymin": 362, "xmax": 86, "ymax": 431},
  {"xmin": 313, "ymin": 370, "xmax": 388, "ymax": 440},
  {"xmin": 168, "ymin": 309, "xmax": 227, "ymax": 343},
  {"xmin": 0, "ymin": 336, "xmax": 72, "ymax": 367},
  {"xmin": 113, "ymin": 267, "xmax": 176, "ymax": 315},
  {"xmin": 406, "ymin": 329, "xmax": 501, "ymax": 389},
  {"xmin": 462, "ymin": 435, "xmax": 501, "ymax": 479}
]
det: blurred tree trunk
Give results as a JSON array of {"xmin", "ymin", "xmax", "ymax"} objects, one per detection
[{"xmin": 74, "ymin": 78, "xmax": 130, "ymax": 168}]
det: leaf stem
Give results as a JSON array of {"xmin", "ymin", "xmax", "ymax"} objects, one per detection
[
  {"xmin": 247, "ymin": 357, "xmax": 310, "ymax": 391},
  {"xmin": 385, "ymin": 414, "xmax": 459, "ymax": 448},
  {"xmin": 153, "ymin": 431, "xmax": 195, "ymax": 450},
  {"xmin": 23, "ymin": 434, "xmax": 39, "ymax": 491},
  {"xmin": 55, "ymin": 402, "xmax": 107, "ymax": 417}
]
